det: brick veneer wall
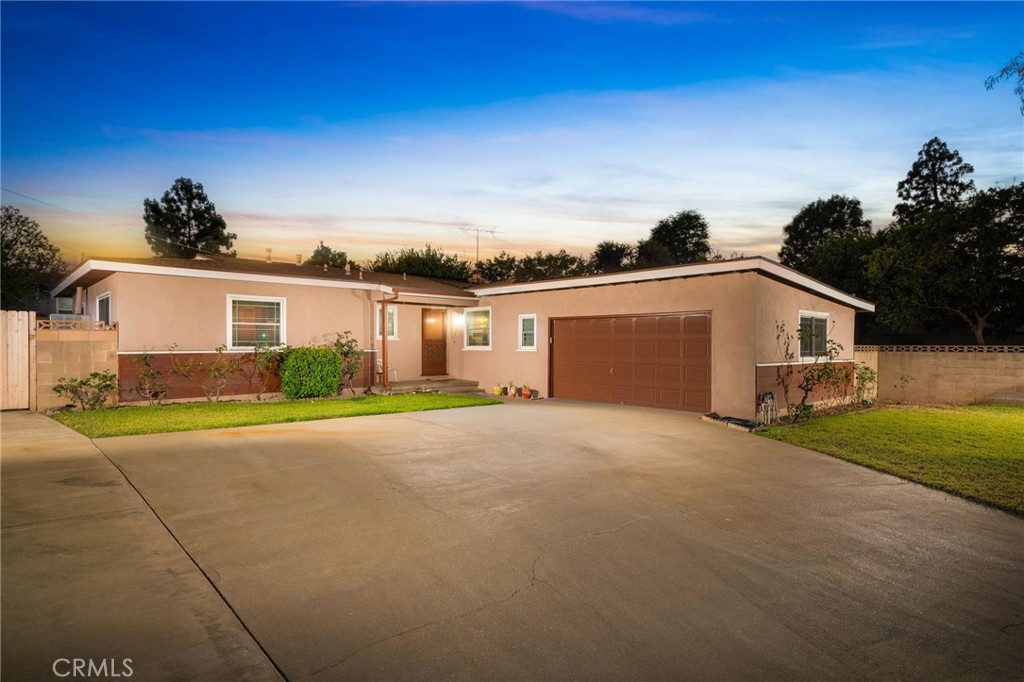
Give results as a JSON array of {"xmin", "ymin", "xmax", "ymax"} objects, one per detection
[
  {"xmin": 755, "ymin": 361, "xmax": 855, "ymax": 416},
  {"xmin": 117, "ymin": 348, "xmax": 378, "ymax": 403},
  {"xmin": 36, "ymin": 328, "xmax": 119, "ymax": 411},
  {"xmin": 854, "ymin": 346, "xmax": 1024, "ymax": 404}
]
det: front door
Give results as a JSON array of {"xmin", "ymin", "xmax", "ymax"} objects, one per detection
[{"xmin": 421, "ymin": 308, "xmax": 447, "ymax": 376}]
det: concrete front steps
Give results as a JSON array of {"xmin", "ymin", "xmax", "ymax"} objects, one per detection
[{"xmin": 376, "ymin": 378, "xmax": 485, "ymax": 396}]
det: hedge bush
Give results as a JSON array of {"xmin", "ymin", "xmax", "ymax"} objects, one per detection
[{"xmin": 280, "ymin": 347, "xmax": 342, "ymax": 399}]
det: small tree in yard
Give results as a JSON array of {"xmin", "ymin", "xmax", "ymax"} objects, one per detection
[
  {"xmin": 332, "ymin": 332, "xmax": 364, "ymax": 395},
  {"xmin": 168, "ymin": 344, "xmax": 242, "ymax": 402},
  {"xmin": 773, "ymin": 320, "xmax": 851, "ymax": 422},
  {"xmin": 130, "ymin": 351, "xmax": 169, "ymax": 406},
  {"xmin": 236, "ymin": 344, "xmax": 282, "ymax": 400}
]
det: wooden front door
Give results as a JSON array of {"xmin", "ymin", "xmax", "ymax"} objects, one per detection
[{"xmin": 421, "ymin": 309, "xmax": 447, "ymax": 376}]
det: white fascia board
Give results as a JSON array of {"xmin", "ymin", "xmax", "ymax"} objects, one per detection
[
  {"xmin": 472, "ymin": 259, "xmax": 761, "ymax": 296},
  {"xmin": 396, "ymin": 291, "xmax": 477, "ymax": 303},
  {"xmin": 52, "ymin": 259, "xmax": 393, "ymax": 297},
  {"xmin": 758, "ymin": 260, "xmax": 875, "ymax": 312},
  {"xmin": 470, "ymin": 256, "xmax": 875, "ymax": 313}
]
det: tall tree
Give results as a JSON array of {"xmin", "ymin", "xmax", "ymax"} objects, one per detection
[
  {"xmin": 589, "ymin": 241, "xmax": 635, "ymax": 273},
  {"xmin": 369, "ymin": 244, "xmax": 471, "ymax": 281},
  {"xmin": 143, "ymin": 177, "xmax": 236, "ymax": 258},
  {"xmin": 778, "ymin": 194, "xmax": 872, "ymax": 274},
  {"xmin": 476, "ymin": 251, "xmax": 519, "ymax": 283},
  {"xmin": 514, "ymin": 250, "xmax": 592, "ymax": 281},
  {"xmin": 985, "ymin": 51, "xmax": 1024, "ymax": 115},
  {"xmin": 867, "ymin": 182, "xmax": 1024, "ymax": 344},
  {"xmin": 648, "ymin": 210, "xmax": 711, "ymax": 264},
  {"xmin": 892, "ymin": 138, "xmax": 975, "ymax": 225},
  {"xmin": 305, "ymin": 241, "xmax": 347, "ymax": 268},
  {"xmin": 633, "ymin": 238, "xmax": 675, "ymax": 269},
  {"xmin": 801, "ymin": 231, "xmax": 878, "ymax": 300},
  {"xmin": 0, "ymin": 206, "xmax": 68, "ymax": 310}
]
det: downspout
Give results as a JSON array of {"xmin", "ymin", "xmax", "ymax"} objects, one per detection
[{"xmin": 380, "ymin": 290, "xmax": 400, "ymax": 390}]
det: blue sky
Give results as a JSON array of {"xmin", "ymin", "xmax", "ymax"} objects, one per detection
[{"xmin": 2, "ymin": 1, "xmax": 1021, "ymax": 264}]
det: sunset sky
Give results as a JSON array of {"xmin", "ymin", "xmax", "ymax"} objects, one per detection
[{"xmin": 2, "ymin": 1, "xmax": 1021, "ymax": 266}]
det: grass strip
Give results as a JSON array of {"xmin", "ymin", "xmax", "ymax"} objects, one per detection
[
  {"xmin": 51, "ymin": 393, "xmax": 503, "ymax": 439},
  {"xmin": 760, "ymin": 404, "xmax": 1024, "ymax": 515}
]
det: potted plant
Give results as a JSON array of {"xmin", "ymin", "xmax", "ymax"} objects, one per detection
[
  {"xmin": 493, "ymin": 384, "xmax": 502, "ymax": 396},
  {"xmin": 521, "ymin": 384, "xmax": 532, "ymax": 400}
]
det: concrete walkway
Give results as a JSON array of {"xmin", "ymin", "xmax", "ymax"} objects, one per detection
[
  {"xmin": 3, "ymin": 402, "xmax": 1024, "ymax": 681},
  {"xmin": 1, "ymin": 411, "xmax": 281, "ymax": 681}
]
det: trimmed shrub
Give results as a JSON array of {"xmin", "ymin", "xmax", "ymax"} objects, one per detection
[
  {"xmin": 53, "ymin": 370, "xmax": 118, "ymax": 410},
  {"xmin": 280, "ymin": 347, "xmax": 342, "ymax": 399}
]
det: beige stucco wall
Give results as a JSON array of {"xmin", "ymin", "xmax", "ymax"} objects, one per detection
[
  {"xmin": 754, "ymin": 275, "xmax": 857, "ymax": 364},
  {"xmin": 464, "ymin": 272, "xmax": 761, "ymax": 416},
  {"xmin": 36, "ymin": 328, "xmax": 118, "ymax": 411},
  {"xmin": 86, "ymin": 272, "xmax": 378, "ymax": 352},
  {"xmin": 84, "ymin": 273, "xmax": 471, "ymax": 382}
]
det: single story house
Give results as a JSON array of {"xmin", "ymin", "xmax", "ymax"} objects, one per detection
[{"xmin": 51, "ymin": 255, "xmax": 874, "ymax": 418}]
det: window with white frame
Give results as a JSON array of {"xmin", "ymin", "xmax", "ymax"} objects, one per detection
[
  {"xmin": 96, "ymin": 293, "xmax": 111, "ymax": 325},
  {"xmin": 376, "ymin": 304, "xmax": 399, "ymax": 339},
  {"xmin": 463, "ymin": 307, "xmax": 491, "ymax": 349},
  {"xmin": 517, "ymin": 314, "xmax": 537, "ymax": 351},
  {"xmin": 229, "ymin": 296, "xmax": 285, "ymax": 349},
  {"xmin": 799, "ymin": 312, "xmax": 829, "ymax": 358}
]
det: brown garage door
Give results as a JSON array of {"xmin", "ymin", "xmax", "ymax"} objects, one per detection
[{"xmin": 550, "ymin": 313, "xmax": 711, "ymax": 412}]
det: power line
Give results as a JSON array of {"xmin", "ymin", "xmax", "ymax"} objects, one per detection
[{"xmin": 1, "ymin": 187, "xmax": 84, "ymax": 215}]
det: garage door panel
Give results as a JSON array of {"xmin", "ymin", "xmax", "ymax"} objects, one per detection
[
  {"xmin": 635, "ymin": 317, "xmax": 657, "ymax": 334},
  {"xmin": 684, "ymin": 315, "xmax": 710, "ymax": 333},
  {"xmin": 552, "ymin": 312, "xmax": 711, "ymax": 413},
  {"xmin": 658, "ymin": 365, "xmax": 682, "ymax": 381},
  {"xmin": 684, "ymin": 340, "xmax": 709, "ymax": 358},
  {"xmin": 658, "ymin": 388, "xmax": 682, "ymax": 405},
  {"xmin": 685, "ymin": 366, "xmax": 709, "ymax": 383},
  {"xmin": 656, "ymin": 317, "xmax": 682, "ymax": 334},
  {"xmin": 636, "ymin": 341, "xmax": 657, "ymax": 358}
]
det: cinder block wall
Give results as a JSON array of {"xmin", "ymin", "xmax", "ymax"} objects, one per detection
[
  {"xmin": 36, "ymin": 329, "xmax": 119, "ymax": 411},
  {"xmin": 855, "ymin": 346, "xmax": 1024, "ymax": 405}
]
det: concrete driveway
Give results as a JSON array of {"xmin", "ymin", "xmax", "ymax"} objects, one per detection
[{"xmin": 3, "ymin": 400, "xmax": 1023, "ymax": 681}]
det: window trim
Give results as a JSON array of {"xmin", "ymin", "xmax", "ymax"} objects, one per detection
[
  {"xmin": 463, "ymin": 306, "xmax": 492, "ymax": 350},
  {"xmin": 517, "ymin": 314, "xmax": 538, "ymax": 351},
  {"xmin": 375, "ymin": 304, "xmax": 399, "ymax": 340},
  {"xmin": 798, "ymin": 310, "xmax": 829, "ymax": 360},
  {"xmin": 95, "ymin": 292, "xmax": 111, "ymax": 325},
  {"xmin": 227, "ymin": 295, "xmax": 286, "ymax": 350}
]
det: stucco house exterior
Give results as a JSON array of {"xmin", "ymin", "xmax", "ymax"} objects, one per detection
[{"xmin": 52, "ymin": 255, "xmax": 874, "ymax": 418}]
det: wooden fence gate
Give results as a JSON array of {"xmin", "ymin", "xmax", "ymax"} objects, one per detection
[{"xmin": 1, "ymin": 311, "xmax": 36, "ymax": 410}]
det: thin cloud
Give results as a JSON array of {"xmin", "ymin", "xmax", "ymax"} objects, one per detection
[{"xmin": 529, "ymin": 2, "xmax": 714, "ymax": 26}]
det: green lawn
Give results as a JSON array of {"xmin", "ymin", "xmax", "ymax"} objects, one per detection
[
  {"xmin": 760, "ymin": 404, "xmax": 1024, "ymax": 515},
  {"xmin": 51, "ymin": 393, "xmax": 503, "ymax": 439}
]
